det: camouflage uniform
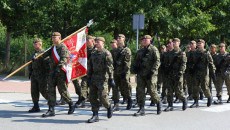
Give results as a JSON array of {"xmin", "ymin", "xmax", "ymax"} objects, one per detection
[
  {"xmin": 88, "ymin": 48, "xmax": 113, "ymax": 112},
  {"xmin": 133, "ymin": 44, "xmax": 161, "ymax": 106},
  {"xmin": 112, "ymin": 46, "xmax": 132, "ymax": 103},
  {"xmin": 214, "ymin": 52, "xmax": 230, "ymax": 97},
  {"xmin": 209, "ymin": 52, "xmax": 218, "ymax": 93},
  {"xmin": 157, "ymin": 53, "xmax": 164, "ymax": 93},
  {"xmin": 191, "ymin": 49, "xmax": 215, "ymax": 100},
  {"xmin": 29, "ymin": 49, "xmax": 49, "ymax": 104},
  {"xmin": 42, "ymin": 43, "xmax": 72, "ymax": 106},
  {"xmin": 186, "ymin": 50, "xmax": 196, "ymax": 98},
  {"xmin": 164, "ymin": 48, "xmax": 187, "ymax": 103}
]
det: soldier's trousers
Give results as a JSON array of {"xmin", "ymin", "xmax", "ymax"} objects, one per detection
[
  {"xmin": 89, "ymin": 79, "xmax": 110, "ymax": 112},
  {"xmin": 112, "ymin": 73, "xmax": 132, "ymax": 103},
  {"xmin": 47, "ymin": 71, "xmax": 72, "ymax": 106},
  {"xmin": 215, "ymin": 73, "xmax": 230, "ymax": 97},
  {"xmin": 186, "ymin": 74, "xmax": 194, "ymax": 95},
  {"xmin": 157, "ymin": 72, "xmax": 163, "ymax": 91},
  {"xmin": 30, "ymin": 75, "xmax": 48, "ymax": 103},
  {"xmin": 166, "ymin": 75, "xmax": 186, "ymax": 103},
  {"xmin": 136, "ymin": 74, "xmax": 160, "ymax": 106},
  {"xmin": 72, "ymin": 76, "xmax": 88, "ymax": 99},
  {"xmin": 192, "ymin": 74, "xmax": 211, "ymax": 99}
]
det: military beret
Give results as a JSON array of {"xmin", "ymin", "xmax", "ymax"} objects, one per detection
[
  {"xmin": 173, "ymin": 38, "xmax": 180, "ymax": 42},
  {"xmin": 95, "ymin": 37, "xmax": 105, "ymax": 42},
  {"xmin": 190, "ymin": 40, "xmax": 196, "ymax": 44},
  {"xmin": 87, "ymin": 35, "xmax": 96, "ymax": 40},
  {"xmin": 161, "ymin": 45, "xmax": 166, "ymax": 49},
  {"xmin": 219, "ymin": 43, "xmax": 225, "ymax": 47},
  {"xmin": 211, "ymin": 44, "xmax": 216, "ymax": 48},
  {"xmin": 168, "ymin": 39, "xmax": 173, "ymax": 43},
  {"xmin": 118, "ymin": 34, "xmax": 125, "ymax": 38},
  {"xmin": 197, "ymin": 39, "xmax": 205, "ymax": 44},
  {"xmin": 110, "ymin": 39, "xmax": 117, "ymax": 43},
  {"xmin": 52, "ymin": 32, "xmax": 61, "ymax": 36},
  {"xmin": 33, "ymin": 38, "xmax": 42, "ymax": 43},
  {"xmin": 142, "ymin": 35, "xmax": 152, "ymax": 40}
]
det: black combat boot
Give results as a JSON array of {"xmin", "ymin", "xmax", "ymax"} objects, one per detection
[
  {"xmin": 157, "ymin": 101, "xmax": 162, "ymax": 115},
  {"xmin": 56, "ymin": 97, "xmax": 66, "ymax": 105},
  {"xmin": 68, "ymin": 101, "xmax": 75, "ymax": 114},
  {"xmin": 132, "ymin": 102, "xmax": 138, "ymax": 108},
  {"xmin": 162, "ymin": 96, "xmax": 168, "ymax": 104},
  {"xmin": 190, "ymin": 99, "xmax": 199, "ymax": 108},
  {"xmin": 75, "ymin": 97, "xmax": 86, "ymax": 108},
  {"xmin": 112, "ymin": 102, "xmax": 120, "ymax": 112},
  {"xmin": 88, "ymin": 111, "xmax": 99, "ymax": 123},
  {"xmin": 42, "ymin": 106, "xmax": 55, "ymax": 117},
  {"xmin": 227, "ymin": 96, "xmax": 230, "ymax": 103},
  {"xmin": 28, "ymin": 102, "xmax": 40, "ymax": 113},
  {"xmin": 134, "ymin": 105, "xmax": 145, "ymax": 116},
  {"xmin": 126, "ymin": 98, "xmax": 133, "ymax": 110},
  {"xmin": 107, "ymin": 105, "xmax": 113, "ymax": 118},
  {"xmin": 207, "ymin": 97, "xmax": 212, "ymax": 107},
  {"xmin": 200, "ymin": 92, "xmax": 204, "ymax": 100},
  {"xmin": 214, "ymin": 96, "xmax": 223, "ymax": 105},
  {"xmin": 150, "ymin": 100, "xmax": 155, "ymax": 106},
  {"xmin": 164, "ymin": 102, "xmax": 173, "ymax": 112},
  {"xmin": 182, "ymin": 98, "xmax": 188, "ymax": 111}
]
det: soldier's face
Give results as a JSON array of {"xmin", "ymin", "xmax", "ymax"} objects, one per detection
[
  {"xmin": 87, "ymin": 39, "xmax": 94, "ymax": 48},
  {"xmin": 33, "ymin": 42, "xmax": 42, "ymax": 50},
  {"xmin": 190, "ymin": 43, "xmax": 196, "ymax": 50},
  {"xmin": 143, "ymin": 38, "xmax": 151, "ymax": 47},
  {"xmin": 210, "ymin": 46, "xmax": 216, "ymax": 53},
  {"xmin": 52, "ymin": 36, "xmax": 61, "ymax": 44},
  {"xmin": 219, "ymin": 45, "xmax": 225, "ymax": 53},
  {"xmin": 95, "ymin": 40, "xmax": 104, "ymax": 49},
  {"xmin": 167, "ymin": 42, "xmax": 173, "ymax": 50},
  {"xmin": 173, "ymin": 41, "xmax": 180, "ymax": 48},
  {"xmin": 197, "ymin": 42, "xmax": 204, "ymax": 49},
  {"xmin": 161, "ymin": 48, "xmax": 166, "ymax": 53},
  {"xmin": 117, "ymin": 37, "xmax": 125, "ymax": 47},
  {"xmin": 110, "ymin": 42, "xmax": 117, "ymax": 50}
]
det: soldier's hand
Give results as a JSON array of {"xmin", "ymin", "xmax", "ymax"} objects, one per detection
[
  {"xmin": 31, "ymin": 55, "xmax": 36, "ymax": 62},
  {"xmin": 87, "ymin": 77, "xmax": 91, "ymax": 87},
  {"xmin": 121, "ymin": 73, "xmax": 126, "ymax": 79},
  {"xmin": 108, "ymin": 78, "xmax": 116, "ymax": 88},
  {"xmin": 146, "ymin": 72, "xmax": 154, "ymax": 80}
]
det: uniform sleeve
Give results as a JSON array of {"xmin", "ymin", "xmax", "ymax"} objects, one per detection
[
  {"xmin": 57, "ymin": 45, "xmax": 69, "ymax": 72},
  {"xmin": 28, "ymin": 54, "xmax": 34, "ymax": 74},
  {"xmin": 151, "ymin": 47, "xmax": 160, "ymax": 73},
  {"xmin": 106, "ymin": 51, "xmax": 114, "ymax": 78},
  {"xmin": 87, "ymin": 52, "xmax": 93, "ymax": 78},
  {"xmin": 123, "ymin": 48, "xmax": 131, "ymax": 73},
  {"xmin": 207, "ymin": 52, "xmax": 216, "ymax": 73},
  {"xmin": 179, "ymin": 52, "xmax": 187, "ymax": 74}
]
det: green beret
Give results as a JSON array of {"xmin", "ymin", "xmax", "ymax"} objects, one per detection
[
  {"xmin": 110, "ymin": 39, "xmax": 117, "ymax": 43},
  {"xmin": 96, "ymin": 37, "xmax": 105, "ymax": 42},
  {"xmin": 142, "ymin": 35, "xmax": 152, "ymax": 40},
  {"xmin": 211, "ymin": 44, "xmax": 216, "ymax": 48},
  {"xmin": 33, "ymin": 38, "xmax": 42, "ymax": 43},
  {"xmin": 118, "ymin": 34, "xmax": 125, "ymax": 39},
  {"xmin": 168, "ymin": 39, "xmax": 173, "ymax": 43},
  {"xmin": 52, "ymin": 32, "xmax": 61, "ymax": 36},
  {"xmin": 173, "ymin": 38, "xmax": 180, "ymax": 42}
]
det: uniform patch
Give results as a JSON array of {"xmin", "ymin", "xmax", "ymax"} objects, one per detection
[
  {"xmin": 62, "ymin": 47, "xmax": 65, "ymax": 50},
  {"xmin": 106, "ymin": 53, "xmax": 110, "ymax": 56}
]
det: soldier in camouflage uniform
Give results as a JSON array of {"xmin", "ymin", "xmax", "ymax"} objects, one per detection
[
  {"xmin": 73, "ymin": 35, "xmax": 96, "ymax": 108},
  {"xmin": 190, "ymin": 39, "xmax": 215, "ymax": 108},
  {"xmin": 161, "ymin": 40, "xmax": 174, "ymax": 104},
  {"xmin": 213, "ymin": 43, "xmax": 230, "ymax": 104},
  {"xmin": 112, "ymin": 34, "xmax": 133, "ymax": 111},
  {"xmin": 87, "ymin": 37, "xmax": 114, "ymax": 123},
  {"xmin": 157, "ymin": 45, "xmax": 166, "ymax": 95},
  {"xmin": 28, "ymin": 38, "xmax": 49, "ymax": 112},
  {"xmin": 186, "ymin": 41, "xmax": 197, "ymax": 100},
  {"xmin": 37, "ymin": 32, "xmax": 75, "ymax": 117},
  {"xmin": 163, "ymin": 38, "xmax": 187, "ymax": 112},
  {"xmin": 133, "ymin": 35, "xmax": 162, "ymax": 116},
  {"xmin": 209, "ymin": 44, "xmax": 218, "ymax": 94}
]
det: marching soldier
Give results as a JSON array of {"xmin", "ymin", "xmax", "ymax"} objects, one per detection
[
  {"xmin": 209, "ymin": 44, "xmax": 218, "ymax": 94},
  {"xmin": 87, "ymin": 37, "xmax": 114, "ymax": 123},
  {"xmin": 163, "ymin": 38, "xmax": 188, "ymax": 112},
  {"xmin": 157, "ymin": 45, "xmax": 166, "ymax": 95},
  {"xmin": 28, "ymin": 38, "xmax": 49, "ymax": 112},
  {"xmin": 112, "ymin": 34, "xmax": 133, "ymax": 111},
  {"xmin": 133, "ymin": 35, "xmax": 162, "ymax": 116},
  {"xmin": 190, "ymin": 39, "xmax": 215, "ymax": 108},
  {"xmin": 213, "ymin": 43, "xmax": 230, "ymax": 104},
  {"xmin": 73, "ymin": 35, "xmax": 96, "ymax": 108},
  {"xmin": 38, "ymin": 32, "xmax": 75, "ymax": 117}
]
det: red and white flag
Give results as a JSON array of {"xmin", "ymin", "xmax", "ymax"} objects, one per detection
[{"xmin": 51, "ymin": 28, "xmax": 88, "ymax": 83}]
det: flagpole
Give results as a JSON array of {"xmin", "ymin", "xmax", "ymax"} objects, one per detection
[{"xmin": 2, "ymin": 19, "xmax": 94, "ymax": 80}]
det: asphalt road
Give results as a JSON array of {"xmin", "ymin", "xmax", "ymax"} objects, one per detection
[{"xmin": 0, "ymin": 78, "xmax": 230, "ymax": 130}]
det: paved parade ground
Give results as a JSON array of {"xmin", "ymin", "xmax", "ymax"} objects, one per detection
[{"xmin": 0, "ymin": 76, "xmax": 230, "ymax": 130}]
